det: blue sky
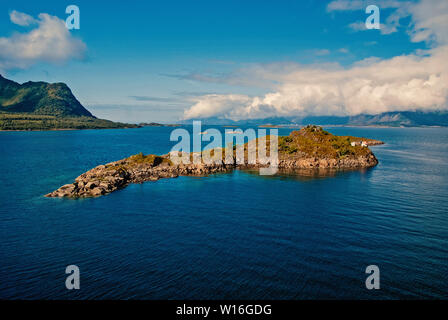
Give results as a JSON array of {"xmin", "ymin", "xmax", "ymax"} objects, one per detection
[{"xmin": 1, "ymin": 0, "xmax": 445, "ymax": 122}]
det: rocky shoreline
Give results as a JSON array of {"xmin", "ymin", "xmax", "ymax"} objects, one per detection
[
  {"xmin": 45, "ymin": 127, "xmax": 382, "ymax": 198},
  {"xmin": 45, "ymin": 154, "xmax": 378, "ymax": 199}
]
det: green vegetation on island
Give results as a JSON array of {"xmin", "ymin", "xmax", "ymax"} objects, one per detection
[
  {"xmin": 278, "ymin": 125, "xmax": 381, "ymax": 159},
  {"xmin": 0, "ymin": 112, "xmax": 138, "ymax": 130}
]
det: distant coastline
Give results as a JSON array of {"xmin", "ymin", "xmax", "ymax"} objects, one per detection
[
  {"xmin": 0, "ymin": 112, "xmax": 139, "ymax": 131},
  {"xmin": 182, "ymin": 111, "xmax": 448, "ymax": 128},
  {"xmin": 138, "ymin": 122, "xmax": 181, "ymax": 127},
  {"xmin": 256, "ymin": 124, "xmax": 447, "ymax": 129}
]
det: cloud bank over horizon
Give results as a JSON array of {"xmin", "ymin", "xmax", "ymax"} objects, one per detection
[
  {"xmin": 0, "ymin": 11, "xmax": 86, "ymax": 72},
  {"xmin": 183, "ymin": 0, "xmax": 448, "ymax": 120}
]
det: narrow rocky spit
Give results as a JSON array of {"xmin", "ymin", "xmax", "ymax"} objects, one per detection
[{"xmin": 45, "ymin": 127, "xmax": 383, "ymax": 199}]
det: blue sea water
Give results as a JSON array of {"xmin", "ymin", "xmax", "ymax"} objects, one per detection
[{"xmin": 0, "ymin": 126, "xmax": 447, "ymax": 299}]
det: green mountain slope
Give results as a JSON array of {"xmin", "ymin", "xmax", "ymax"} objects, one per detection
[
  {"xmin": 0, "ymin": 74, "xmax": 93, "ymax": 117},
  {"xmin": 0, "ymin": 75, "xmax": 139, "ymax": 130}
]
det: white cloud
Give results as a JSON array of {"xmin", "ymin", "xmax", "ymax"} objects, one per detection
[
  {"xmin": 334, "ymin": 0, "xmax": 447, "ymax": 39},
  {"xmin": 327, "ymin": 0, "xmax": 410, "ymax": 12},
  {"xmin": 349, "ymin": 21, "xmax": 398, "ymax": 35},
  {"xmin": 184, "ymin": 94, "xmax": 253, "ymax": 119},
  {"xmin": 183, "ymin": 0, "xmax": 448, "ymax": 120},
  {"xmin": 331, "ymin": 0, "xmax": 416, "ymax": 35},
  {"xmin": 0, "ymin": 11, "xmax": 86, "ymax": 71},
  {"xmin": 380, "ymin": 23, "xmax": 398, "ymax": 35},
  {"xmin": 183, "ymin": 46, "xmax": 448, "ymax": 120},
  {"xmin": 348, "ymin": 21, "xmax": 367, "ymax": 32},
  {"xmin": 315, "ymin": 49, "xmax": 331, "ymax": 56},
  {"xmin": 9, "ymin": 10, "xmax": 36, "ymax": 26},
  {"xmin": 408, "ymin": 0, "xmax": 448, "ymax": 44}
]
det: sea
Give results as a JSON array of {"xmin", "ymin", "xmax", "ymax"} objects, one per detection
[{"xmin": 0, "ymin": 126, "xmax": 447, "ymax": 299}]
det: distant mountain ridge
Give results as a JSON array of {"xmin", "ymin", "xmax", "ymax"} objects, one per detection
[
  {"xmin": 181, "ymin": 111, "xmax": 448, "ymax": 127},
  {"xmin": 0, "ymin": 74, "xmax": 93, "ymax": 117}
]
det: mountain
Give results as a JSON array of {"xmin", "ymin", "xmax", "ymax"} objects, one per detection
[
  {"xmin": 0, "ymin": 74, "xmax": 93, "ymax": 117},
  {"xmin": 299, "ymin": 111, "xmax": 448, "ymax": 126},
  {"xmin": 347, "ymin": 111, "xmax": 448, "ymax": 127},
  {"xmin": 182, "ymin": 111, "xmax": 448, "ymax": 127},
  {"xmin": 0, "ymin": 75, "xmax": 138, "ymax": 130}
]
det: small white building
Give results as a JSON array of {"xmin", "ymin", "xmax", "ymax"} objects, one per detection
[
  {"xmin": 351, "ymin": 142, "xmax": 356, "ymax": 147},
  {"xmin": 361, "ymin": 141, "xmax": 368, "ymax": 147}
]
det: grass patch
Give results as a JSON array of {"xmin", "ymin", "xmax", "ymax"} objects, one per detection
[
  {"xmin": 278, "ymin": 125, "xmax": 370, "ymax": 159},
  {"xmin": 128, "ymin": 153, "xmax": 172, "ymax": 166}
]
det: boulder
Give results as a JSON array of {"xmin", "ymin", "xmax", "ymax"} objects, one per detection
[
  {"xmin": 91, "ymin": 187, "xmax": 105, "ymax": 197},
  {"xmin": 85, "ymin": 181, "xmax": 97, "ymax": 189}
]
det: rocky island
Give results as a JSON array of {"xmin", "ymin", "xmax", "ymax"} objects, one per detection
[{"xmin": 45, "ymin": 126, "xmax": 383, "ymax": 198}]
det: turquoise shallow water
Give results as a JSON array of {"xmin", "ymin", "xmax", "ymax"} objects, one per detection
[{"xmin": 0, "ymin": 126, "xmax": 447, "ymax": 299}]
